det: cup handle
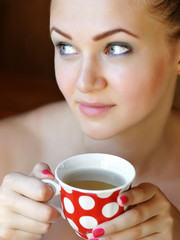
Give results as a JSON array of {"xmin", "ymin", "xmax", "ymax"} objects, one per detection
[{"xmin": 41, "ymin": 179, "xmax": 65, "ymax": 219}]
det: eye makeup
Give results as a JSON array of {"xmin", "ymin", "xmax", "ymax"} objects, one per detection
[
  {"xmin": 53, "ymin": 40, "xmax": 134, "ymax": 59},
  {"xmin": 56, "ymin": 42, "xmax": 79, "ymax": 57},
  {"xmin": 104, "ymin": 42, "xmax": 133, "ymax": 57}
]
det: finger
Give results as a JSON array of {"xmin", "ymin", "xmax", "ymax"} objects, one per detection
[
  {"xmin": 2, "ymin": 172, "xmax": 54, "ymax": 202},
  {"xmin": 99, "ymin": 232, "xmax": 161, "ymax": 240},
  {"xmin": 6, "ymin": 212, "xmax": 51, "ymax": 235},
  {"xmin": 30, "ymin": 162, "xmax": 55, "ymax": 179},
  {"xmin": 138, "ymin": 233, "xmax": 163, "ymax": 240},
  {"xmin": 118, "ymin": 183, "xmax": 160, "ymax": 207},
  {"xmin": 11, "ymin": 191, "xmax": 60, "ymax": 222},
  {"xmin": 0, "ymin": 228, "xmax": 43, "ymax": 240},
  {"xmin": 93, "ymin": 196, "xmax": 161, "ymax": 236},
  {"xmin": 14, "ymin": 230, "xmax": 43, "ymax": 240},
  {"xmin": 100, "ymin": 216, "xmax": 163, "ymax": 240}
]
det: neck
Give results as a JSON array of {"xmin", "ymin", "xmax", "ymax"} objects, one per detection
[{"xmin": 83, "ymin": 95, "xmax": 173, "ymax": 168}]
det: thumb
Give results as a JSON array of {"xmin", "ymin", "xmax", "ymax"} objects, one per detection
[{"xmin": 30, "ymin": 162, "xmax": 55, "ymax": 179}]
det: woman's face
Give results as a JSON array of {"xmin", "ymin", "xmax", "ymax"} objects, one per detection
[{"xmin": 50, "ymin": 0, "xmax": 180, "ymax": 139}]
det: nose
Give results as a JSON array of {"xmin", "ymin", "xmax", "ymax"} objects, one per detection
[{"xmin": 76, "ymin": 58, "xmax": 107, "ymax": 93}]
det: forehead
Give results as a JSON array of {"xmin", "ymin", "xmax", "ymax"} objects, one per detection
[
  {"xmin": 50, "ymin": 0, "xmax": 163, "ymax": 42},
  {"xmin": 50, "ymin": 0, "xmax": 148, "ymax": 29}
]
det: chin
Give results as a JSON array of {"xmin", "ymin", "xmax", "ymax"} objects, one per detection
[
  {"xmin": 85, "ymin": 132, "xmax": 108, "ymax": 140},
  {"xmin": 82, "ymin": 125, "xmax": 117, "ymax": 140}
]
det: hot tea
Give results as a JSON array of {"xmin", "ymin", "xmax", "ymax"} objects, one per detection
[{"xmin": 63, "ymin": 168, "xmax": 126, "ymax": 190}]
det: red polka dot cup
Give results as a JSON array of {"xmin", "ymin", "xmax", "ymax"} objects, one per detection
[{"xmin": 42, "ymin": 153, "xmax": 136, "ymax": 239}]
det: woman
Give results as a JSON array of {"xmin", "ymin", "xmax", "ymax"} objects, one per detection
[{"xmin": 0, "ymin": 0, "xmax": 180, "ymax": 239}]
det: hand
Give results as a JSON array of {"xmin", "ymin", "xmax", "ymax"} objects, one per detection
[
  {"xmin": 91, "ymin": 183, "xmax": 180, "ymax": 240},
  {"xmin": 0, "ymin": 163, "xmax": 60, "ymax": 240}
]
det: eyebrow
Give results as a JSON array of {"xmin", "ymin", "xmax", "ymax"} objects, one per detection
[
  {"xmin": 93, "ymin": 28, "xmax": 139, "ymax": 40},
  {"xmin": 51, "ymin": 27, "xmax": 72, "ymax": 40},
  {"xmin": 50, "ymin": 27, "xmax": 139, "ymax": 41}
]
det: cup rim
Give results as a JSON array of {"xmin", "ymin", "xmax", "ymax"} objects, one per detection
[{"xmin": 55, "ymin": 153, "xmax": 136, "ymax": 194}]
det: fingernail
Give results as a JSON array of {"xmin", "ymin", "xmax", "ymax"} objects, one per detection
[
  {"xmin": 119, "ymin": 195, "xmax": 129, "ymax": 205},
  {"xmin": 90, "ymin": 239, "xmax": 99, "ymax": 240},
  {"xmin": 92, "ymin": 228, "xmax": 105, "ymax": 238},
  {"xmin": 42, "ymin": 169, "xmax": 55, "ymax": 177}
]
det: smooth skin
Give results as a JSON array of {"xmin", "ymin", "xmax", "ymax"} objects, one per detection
[{"xmin": 0, "ymin": 0, "xmax": 180, "ymax": 239}]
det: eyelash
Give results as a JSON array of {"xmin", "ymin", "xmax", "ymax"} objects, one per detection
[
  {"xmin": 56, "ymin": 42, "xmax": 78, "ymax": 56},
  {"xmin": 56, "ymin": 42, "xmax": 133, "ymax": 57},
  {"xmin": 105, "ymin": 42, "xmax": 133, "ymax": 57}
]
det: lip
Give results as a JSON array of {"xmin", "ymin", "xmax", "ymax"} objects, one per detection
[{"xmin": 78, "ymin": 101, "xmax": 115, "ymax": 117}]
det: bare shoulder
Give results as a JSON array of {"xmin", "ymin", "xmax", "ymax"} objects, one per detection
[
  {"xmin": 0, "ymin": 109, "xmax": 40, "ymax": 178},
  {"xmin": 36, "ymin": 101, "xmax": 84, "ymax": 170},
  {"xmin": 0, "ymin": 101, "xmax": 82, "ymax": 179}
]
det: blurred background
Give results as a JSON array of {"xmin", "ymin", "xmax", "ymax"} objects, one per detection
[{"xmin": 0, "ymin": 0, "xmax": 63, "ymax": 119}]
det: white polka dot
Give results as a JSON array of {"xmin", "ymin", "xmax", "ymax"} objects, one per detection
[
  {"xmin": 63, "ymin": 185, "xmax": 73, "ymax": 194},
  {"xmin": 64, "ymin": 197, "xmax": 74, "ymax": 214},
  {"xmin": 79, "ymin": 196, "xmax": 95, "ymax": 210},
  {"xmin": 97, "ymin": 192, "xmax": 113, "ymax": 198},
  {"xmin": 102, "ymin": 202, "xmax": 119, "ymax": 218},
  {"xmin": 67, "ymin": 218, "xmax": 79, "ymax": 231},
  {"xmin": 79, "ymin": 216, "xmax": 98, "ymax": 229},
  {"xmin": 87, "ymin": 233, "xmax": 94, "ymax": 239}
]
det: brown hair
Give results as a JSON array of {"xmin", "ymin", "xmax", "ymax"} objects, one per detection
[{"xmin": 144, "ymin": 0, "xmax": 180, "ymax": 40}]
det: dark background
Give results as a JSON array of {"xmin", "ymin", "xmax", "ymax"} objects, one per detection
[{"xmin": 0, "ymin": 0, "xmax": 64, "ymax": 119}]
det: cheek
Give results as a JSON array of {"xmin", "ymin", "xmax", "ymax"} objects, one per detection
[
  {"xmin": 54, "ymin": 59, "xmax": 75, "ymax": 99},
  {"xmin": 109, "ymin": 56, "xmax": 168, "ymax": 112}
]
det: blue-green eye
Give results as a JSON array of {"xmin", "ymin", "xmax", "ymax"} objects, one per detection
[
  {"xmin": 105, "ymin": 42, "xmax": 132, "ymax": 56},
  {"xmin": 56, "ymin": 42, "xmax": 78, "ymax": 56}
]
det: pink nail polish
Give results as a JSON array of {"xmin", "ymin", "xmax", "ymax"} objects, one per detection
[
  {"xmin": 90, "ymin": 239, "xmax": 99, "ymax": 240},
  {"xmin": 42, "ymin": 169, "xmax": 55, "ymax": 177},
  {"xmin": 93, "ymin": 228, "xmax": 105, "ymax": 238},
  {"xmin": 119, "ymin": 195, "xmax": 128, "ymax": 205}
]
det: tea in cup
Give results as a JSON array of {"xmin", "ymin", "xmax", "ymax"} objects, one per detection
[{"xmin": 43, "ymin": 153, "xmax": 136, "ymax": 239}]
